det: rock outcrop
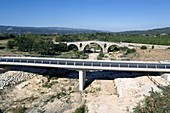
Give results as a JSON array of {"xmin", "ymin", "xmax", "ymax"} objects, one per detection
[{"xmin": 0, "ymin": 68, "xmax": 169, "ymax": 113}]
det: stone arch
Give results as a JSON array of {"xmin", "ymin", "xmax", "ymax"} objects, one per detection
[
  {"xmin": 67, "ymin": 44, "xmax": 79, "ymax": 51},
  {"xmin": 83, "ymin": 42, "xmax": 103, "ymax": 53},
  {"xmin": 66, "ymin": 41, "xmax": 124, "ymax": 53},
  {"xmin": 107, "ymin": 44, "xmax": 120, "ymax": 52}
]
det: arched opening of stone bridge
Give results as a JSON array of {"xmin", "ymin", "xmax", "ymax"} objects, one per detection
[
  {"xmin": 84, "ymin": 42, "xmax": 103, "ymax": 53},
  {"xmin": 67, "ymin": 44, "xmax": 78, "ymax": 51},
  {"xmin": 108, "ymin": 45, "xmax": 120, "ymax": 53}
]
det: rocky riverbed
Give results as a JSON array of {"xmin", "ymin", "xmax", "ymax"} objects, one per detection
[
  {"xmin": 0, "ymin": 66, "xmax": 169, "ymax": 113},
  {"xmin": 0, "ymin": 71, "xmax": 35, "ymax": 90}
]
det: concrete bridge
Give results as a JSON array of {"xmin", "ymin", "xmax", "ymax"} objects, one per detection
[
  {"xmin": 1, "ymin": 57, "xmax": 170, "ymax": 91},
  {"xmin": 65, "ymin": 41, "xmax": 170, "ymax": 53}
]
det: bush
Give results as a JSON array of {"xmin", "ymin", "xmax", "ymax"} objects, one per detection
[
  {"xmin": 13, "ymin": 106, "xmax": 27, "ymax": 113},
  {"xmin": 75, "ymin": 51, "xmax": 87, "ymax": 59},
  {"xmin": 140, "ymin": 46, "xmax": 147, "ymax": 50},
  {"xmin": 108, "ymin": 45, "xmax": 120, "ymax": 52},
  {"xmin": 7, "ymin": 40, "xmax": 15, "ymax": 49},
  {"xmin": 99, "ymin": 52, "xmax": 104, "ymax": 57},
  {"xmin": 119, "ymin": 47, "xmax": 129, "ymax": 51},
  {"xmin": 126, "ymin": 48, "xmax": 136, "ymax": 54},
  {"xmin": 97, "ymin": 52, "xmax": 104, "ymax": 60},
  {"xmin": 133, "ymin": 85, "xmax": 170, "ymax": 113},
  {"xmin": 74, "ymin": 105, "xmax": 86, "ymax": 113}
]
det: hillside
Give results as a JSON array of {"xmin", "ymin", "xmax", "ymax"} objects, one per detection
[
  {"xmin": 1, "ymin": 25, "xmax": 170, "ymax": 35},
  {"xmin": 0, "ymin": 25, "xmax": 102, "ymax": 34},
  {"xmin": 120, "ymin": 27, "xmax": 170, "ymax": 35}
]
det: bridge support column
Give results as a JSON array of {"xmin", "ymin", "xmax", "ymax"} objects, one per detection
[{"xmin": 79, "ymin": 70, "xmax": 86, "ymax": 91}]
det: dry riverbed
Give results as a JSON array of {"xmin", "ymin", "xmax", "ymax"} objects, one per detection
[{"xmin": 0, "ymin": 67, "xmax": 169, "ymax": 113}]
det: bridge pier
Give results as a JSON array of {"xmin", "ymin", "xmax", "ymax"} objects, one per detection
[
  {"xmin": 79, "ymin": 70, "xmax": 86, "ymax": 91},
  {"xmin": 103, "ymin": 48, "xmax": 108, "ymax": 53}
]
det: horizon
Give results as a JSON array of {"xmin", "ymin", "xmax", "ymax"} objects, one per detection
[
  {"xmin": 1, "ymin": 0, "xmax": 170, "ymax": 32},
  {"xmin": 1, "ymin": 24, "xmax": 170, "ymax": 33}
]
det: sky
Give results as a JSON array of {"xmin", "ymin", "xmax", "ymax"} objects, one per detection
[{"xmin": 0, "ymin": 0, "xmax": 170, "ymax": 32}]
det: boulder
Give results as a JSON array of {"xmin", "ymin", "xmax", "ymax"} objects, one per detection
[{"xmin": 161, "ymin": 73, "xmax": 170, "ymax": 82}]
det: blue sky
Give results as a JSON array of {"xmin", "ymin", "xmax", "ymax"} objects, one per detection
[{"xmin": 0, "ymin": 0, "xmax": 170, "ymax": 31}]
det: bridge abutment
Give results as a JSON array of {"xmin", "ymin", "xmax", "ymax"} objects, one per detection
[{"xmin": 79, "ymin": 70, "xmax": 86, "ymax": 91}]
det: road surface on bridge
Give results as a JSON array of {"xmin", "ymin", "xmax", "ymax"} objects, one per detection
[{"xmin": 1, "ymin": 57, "xmax": 170, "ymax": 72}]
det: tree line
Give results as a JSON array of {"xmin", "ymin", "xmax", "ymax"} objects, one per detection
[
  {"xmin": 7, "ymin": 34, "xmax": 68, "ymax": 55},
  {"xmin": 56, "ymin": 33, "xmax": 170, "ymax": 45},
  {"xmin": 3, "ymin": 32, "xmax": 170, "ymax": 46},
  {"xmin": 0, "ymin": 33, "xmax": 16, "ymax": 40}
]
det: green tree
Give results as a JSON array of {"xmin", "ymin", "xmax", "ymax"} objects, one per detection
[
  {"xmin": 15, "ymin": 35, "xmax": 34, "ymax": 52},
  {"xmin": 7, "ymin": 40, "xmax": 15, "ymax": 49},
  {"xmin": 140, "ymin": 46, "xmax": 147, "ymax": 50},
  {"xmin": 55, "ymin": 43, "xmax": 68, "ymax": 52},
  {"xmin": 133, "ymin": 85, "xmax": 170, "ymax": 113},
  {"xmin": 37, "ymin": 39, "xmax": 56, "ymax": 55}
]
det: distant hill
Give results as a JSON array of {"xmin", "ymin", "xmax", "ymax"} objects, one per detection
[
  {"xmin": 1, "ymin": 25, "xmax": 170, "ymax": 35},
  {"xmin": 119, "ymin": 27, "xmax": 170, "ymax": 35},
  {"xmin": 0, "ymin": 25, "xmax": 102, "ymax": 34}
]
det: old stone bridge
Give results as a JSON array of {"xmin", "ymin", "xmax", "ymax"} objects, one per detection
[{"xmin": 65, "ymin": 41, "xmax": 170, "ymax": 53}]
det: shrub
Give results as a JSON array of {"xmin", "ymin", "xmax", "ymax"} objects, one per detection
[
  {"xmin": 133, "ymin": 85, "xmax": 170, "ymax": 113},
  {"xmin": 73, "ymin": 105, "xmax": 86, "ymax": 113},
  {"xmin": 97, "ymin": 52, "xmax": 104, "ymax": 60},
  {"xmin": 108, "ymin": 45, "xmax": 120, "ymax": 52},
  {"xmin": 140, "ymin": 46, "xmax": 147, "ymax": 50},
  {"xmin": 7, "ymin": 40, "xmax": 15, "ymax": 49},
  {"xmin": 126, "ymin": 48, "xmax": 136, "ymax": 54},
  {"xmin": 112, "ymin": 46, "xmax": 120, "ymax": 51},
  {"xmin": 119, "ymin": 47, "xmax": 128, "ymax": 51},
  {"xmin": 13, "ymin": 106, "xmax": 27, "ymax": 113},
  {"xmin": 75, "ymin": 51, "xmax": 88, "ymax": 59},
  {"xmin": 98, "ymin": 52, "xmax": 104, "ymax": 57}
]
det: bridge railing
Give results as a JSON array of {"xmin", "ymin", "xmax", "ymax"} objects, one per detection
[{"xmin": 0, "ymin": 57, "xmax": 170, "ymax": 70}]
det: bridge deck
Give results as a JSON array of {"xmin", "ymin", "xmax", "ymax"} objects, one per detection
[{"xmin": 1, "ymin": 57, "xmax": 170, "ymax": 72}]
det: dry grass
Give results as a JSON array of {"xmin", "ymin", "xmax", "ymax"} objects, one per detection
[
  {"xmin": 0, "ymin": 39, "xmax": 10, "ymax": 46},
  {"xmin": 132, "ymin": 49, "xmax": 170, "ymax": 61}
]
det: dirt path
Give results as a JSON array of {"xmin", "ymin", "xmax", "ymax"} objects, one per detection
[{"xmin": 88, "ymin": 53, "xmax": 99, "ymax": 60}]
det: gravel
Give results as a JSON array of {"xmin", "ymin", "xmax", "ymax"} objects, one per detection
[
  {"xmin": 0, "ymin": 66, "xmax": 71, "ymax": 90},
  {"xmin": 0, "ymin": 71, "xmax": 35, "ymax": 89}
]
